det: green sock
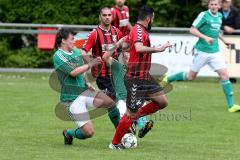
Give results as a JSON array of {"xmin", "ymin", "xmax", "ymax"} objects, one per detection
[
  {"xmin": 221, "ymin": 80, "xmax": 234, "ymax": 108},
  {"xmin": 168, "ymin": 72, "xmax": 186, "ymax": 83},
  {"xmin": 108, "ymin": 105, "xmax": 120, "ymax": 128},
  {"xmin": 67, "ymin": 128, "xmax": 87, "ymax": 139}
]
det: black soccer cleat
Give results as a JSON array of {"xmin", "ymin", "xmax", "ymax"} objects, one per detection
[
  {"xmin": 138, "ymin": 120, "xmax": 154, "ymax": 138},
  {"xmin": 63, "ymin": 129, "xmax": 73, "ymax": 145},
  {"xmin": 127, "ymin": 121, "xmax": 137, "ymax": 135}
]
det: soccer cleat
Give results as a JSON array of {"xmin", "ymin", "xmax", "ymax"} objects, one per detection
[
  {"xmin": 138, "ymin": 120, "xmax": 154, "ymax": 138},
  {"xmin": 109, "ymin": 143, "xmax": 126, "ymax": 150},
  {"xmin": 160, "ymin": 74, "xmax": 170, "ymax": 90},
  {"xmin": 228, "ymin": 104, "xmax": 240, "ymax": 113},
  {"xmin": 127, "ymin": 121, "xmax": 137, "ymax": 135},
  {"xmin": 63, "ymin": 129, "xmax": 73, "ymax": 145},
  {"xmin": 162, "ymin": 74, "xmax": 168, "ymax": 83}
]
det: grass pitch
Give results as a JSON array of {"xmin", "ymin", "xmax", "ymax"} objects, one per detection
[{"xmin": 0, "ymin": 72, "xmax": 239, "ymax": 160}]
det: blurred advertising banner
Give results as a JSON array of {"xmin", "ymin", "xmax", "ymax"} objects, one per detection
[{"xmin": 150, "ymin": 34, "xmax": 240, "ymax": 77}]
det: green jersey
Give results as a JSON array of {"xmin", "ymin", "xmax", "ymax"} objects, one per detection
[
  {"xmin": 110, "ymin": 59, "xmax": 127, "ymax": 101},
  {"xmin": 53, "ymin": 48, "xmax": 87, "ymax": 102},
  {"xmin": 192, "ymin": 10, "xmax": 222, "ymax": 53}
]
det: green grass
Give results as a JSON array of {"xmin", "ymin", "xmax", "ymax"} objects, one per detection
[{"xmin": 0, "ymin": 72, "xmax": 240, "ymax": 160}]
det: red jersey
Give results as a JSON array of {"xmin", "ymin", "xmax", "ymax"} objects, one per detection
[
  {"xmin": 83, "ymin": 25, "xmax": 122, "ymax": 77},
  {"xmin": 111, "ymin": 5, "xmax": 130, "ymax": 36},
  {"xmin": 126, "ymin": 23, "xmax": 151, "ymax": 80}
]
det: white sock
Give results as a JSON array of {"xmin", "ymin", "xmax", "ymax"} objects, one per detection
[{"xmin": 116, "ymin": 100, "xmax": 127, "ymax": 117}]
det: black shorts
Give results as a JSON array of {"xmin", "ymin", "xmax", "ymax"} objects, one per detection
[
  {"xmin": 96, "ymin": 76, "xmax": 116, "ymax": 100},
  {"xmin": 124, "ymin": 76, "xmax": 163, "ymax": 111}
]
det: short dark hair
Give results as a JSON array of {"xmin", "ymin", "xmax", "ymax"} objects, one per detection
[
  {"xmin": 137, "ymin": 6, "xmax": 154, "ymax": 21},
  {"xmin": 56, "ymin": 28, "xmax": 74, "ymax": 48},
  {"xmin": 99, "ymin": 7, "xmax": 111, "ymax": 15}
]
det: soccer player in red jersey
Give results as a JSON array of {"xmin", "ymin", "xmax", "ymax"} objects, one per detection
[
  {"xmin": 82, "ymin": 7, "xmax": 123, "ymax": 129},
  {"xmin": 109, "ymin": 6, "xmax": 172, "ymax": 149},
  {"xmin": 111, "ymin": 0, "xmax": 132, "ymax": 36}
]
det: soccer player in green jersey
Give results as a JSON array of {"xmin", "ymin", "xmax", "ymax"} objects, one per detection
[
  {"xmin": 53, "ymin": 28, "xmax": 117, "ymax": 145},
  {"xmin": 164, "ymin": 0, "xmax": 240, "ymax": 112}
]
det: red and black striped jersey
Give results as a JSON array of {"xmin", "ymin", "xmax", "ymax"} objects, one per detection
[
  {"xmin": 111, "ymin": 5, "xmax": 130, "ymax": 36},
  {"xmin": 126, "ymin": 23, "xmax": 151, "ymax": 80},
  {"xmin": 83, "ymin": 25, "xmax": 122, "ymax": 77}
]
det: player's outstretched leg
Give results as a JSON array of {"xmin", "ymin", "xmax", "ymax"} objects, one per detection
[
  {"xmin": 164, "ymin": 72, "xmax": 187, "ymax": 83},
  {"xmin": 109, "ymin": 112, "xmax": 136, "ymax": 150},
  {"xmin": 108, "ymin": 105, "xmax": 120, "ymax": 128},
  {"xmin": 62, "ymin": 93, "xmax": 96, "ymax": 145},
  {"xmin": 116, "ymin": 100, "xmax": 146, "ymax": 135},
  {"xmin": 164, "ymin": 70, "xmax": 198, "ymax": 83},
  {"xmin": 63, "ymin": 127, "xmax": 90, "ymax": 145},
  {"xmin": 217, "ymin": 68, "xmax": 240, "ymax": 112},
  {"xmin": 95, "ymin": 91, "xmax": 120, "ymax": 128},
  {"xmin": 137, "ymin": 91, "xmax": 168, "ymax": 138},
  {"xmin": 63, "ymin": 120, "xmax": 95, "ymax": 145}
]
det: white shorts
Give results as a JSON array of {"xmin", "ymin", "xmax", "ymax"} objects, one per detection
[
  {"xmin": 68, "ymin": 90, "xmax": 98, "ymax": 128},
  {"xmin": 190, "ymin": 50, "xmax": 226, "ymax": 73}
]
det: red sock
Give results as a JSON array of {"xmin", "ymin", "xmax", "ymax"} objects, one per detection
[
  {"xmin": 112, "ymin": 114, "xmax": 133, "ymax": 144},
  {"xmin": 138, "ymin": 102, "xmax": 162, "ymax": 117}
]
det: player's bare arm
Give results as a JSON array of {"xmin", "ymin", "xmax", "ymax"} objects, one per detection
[
  {"xmin": 115, "ymin": 36, "xmax": 128, "ymax": 49},
  {"xmin": 102, "ymin": 50, "xmax": 115, "ymax": 65},
  {"xmin": 70, "ymin": 57, "xmax": 102, "ymax": 77},
  {"xmin": 190, "ymin": 26, "xmax": 213, "ymax": 45},
  {"xmin": 134, "ymin": 41, "xmax": 171, "ymax": 53},
  {"xmin": 102, "ymin": 36, "xmax": 130, "ymax": 64},
  {"xmin": 81, "ymin": 50, "xmax": 92, "ymax": 63},
  {"xmin": 218, "ymin": 33, "xmax": 233, "ymax": 47}
]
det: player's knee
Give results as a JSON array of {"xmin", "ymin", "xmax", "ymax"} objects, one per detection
[
  {"xmin": 94, "ymin": 97, "xmax": 114, "ymax": 108},
  {"xmin": 162, "ymin": 100, "xmax": 168, "ymax": 108},
  {"xmin": 93, "ymin": 98, "xmax": 104, "ymax": 107},
  {"xmin": 219, "ymin": 73, "xmax": 229, "ymax": 81},
  {"xmin": 105, "ymin": 98, "xmax": 115, "ymax": 107},
  {"xmin": 154, "ymin": 99, "xmax": 168, "ymax": 109},
  {"xmin": 187, "ymin": 75, "xmax": 195, "ymax": 81},
  {"xmin": 158, "ymin": 100, "xmax": 168, "ymax": 109},
  {"xmin": 84, "ymin": 129, "xmax": 94, "ymax": 138}
]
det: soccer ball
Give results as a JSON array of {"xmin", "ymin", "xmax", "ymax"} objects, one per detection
[{"xmin": 121, "ymin": 133, "xmax": 137, "ymax": 148}]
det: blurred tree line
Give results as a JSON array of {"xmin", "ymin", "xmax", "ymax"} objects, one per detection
[
  {"xmin": 0, "ymin": 0, "xmax": 239, "ymax": 68},
  {"xmin": 0, "ymin": 0, "xmax": 204, "ymax": 27},
  {"xmin": 1, "ymin": 0, "xmax": 239, "ymax": 27}
]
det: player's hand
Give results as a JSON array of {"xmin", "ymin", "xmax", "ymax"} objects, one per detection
[
  {"xmin": 86, "ymin": 82, "xmax": 95, "ymax": 91},
  {"xmin": 224, "ymin": 26, "xmax": 235, "ymax": 34},
  {"xmin": 105, "ymin": 44, "xmax": 117, "ymax": 53},
  {"xmin": 162, "ymin": 41, "xmax": 172, "ymax": 49},
  {"xmin": 155, "ymin": 41, "xmax": 172, "ymax": 52},
  {"xmin": 88, "ymin": 57, "xmax": 102, "ymax": 68},
  {"xmin": 122, "ymin": 42, "xmax": 130, "ymax": 52},
  {"xmin": 223, "ymin": 39, "xmax": 234, "ymax": 48},
  {"xmin": 204, "ymin": 37, "xmax": 214, "ymax": 45}
]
